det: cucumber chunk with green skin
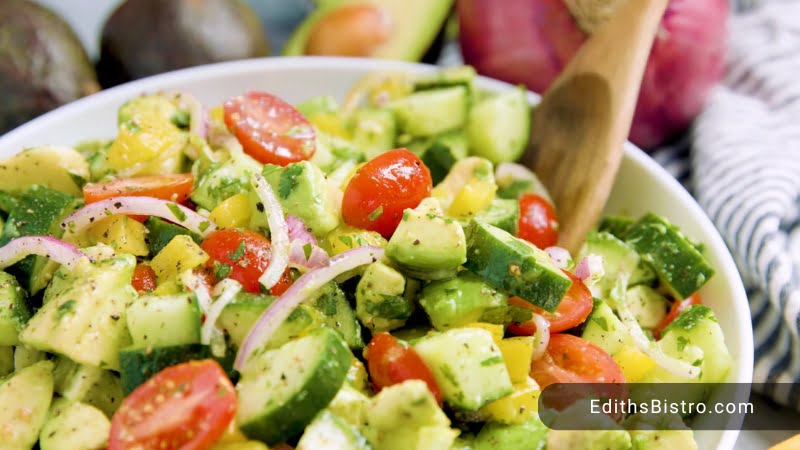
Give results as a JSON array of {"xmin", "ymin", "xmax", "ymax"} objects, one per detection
[
  {"xmin": 418, "ymin": 272, "xmax": 508, "ymax": 330},
  {"xmin": 309, "ymin": 282, "xmax": 364, "ymax": 350},
  {"xmin": 126, "ymin": 293, "xmax": 202, "ymax": 348},
  {"xmin": 296, "ymin": 410, "xmax": 372, "ymax": 450},
  {"xmin": 421, "ymin": 131, "xmax": 469, "ymax": 185},
  {"xmin": 580, "ymin": 231, "xmax": 655, "ymax": 297},
  {"xmin": 218, "ymin": 293, "xmax": 321, "ymax": 349},
  {"xmin": 458, "ymin": 198, "xmax": 520, "ymax": 235},
  {"xmin": 19, "ymin": 251, "xmax": 136, "ymax": 370},
  {"xmin": 413, "ymin": 328, "xmax": 513, "ymax": 411},
  {"xmin": 356, "ymin": 262, "xmax": 413, "ymax": 332},
  {"xmin": 39, "ymin": 399, "xmax": 110, "ymax": 450},
  {"xmin": 660, "ymin": 305, "xmax": 732, "ymax": 383},
  {"xmin": 464, "ymin": 220, "xmax": 572, "ymax": 312},
  {"xmin": 0, "ymin": 191, "xmax": 20, "ymax": 213},
  {"xmin": 0, "ymin": 271, "xmax": 30, "ymax": 346},
  {"xmin": 237, "ymin": 328, "xmax": 351, "ymax": 445},
  {"xmin": 53, "ymin": 357, "xmax": 124, "ymax": 417},
  {"xmin": 391, "ymin": 86, "xmax": 469, "ymax": 137},
  {"xmin": 144, "ymin": 216, "xmax": 202, "ymax": 256},
  {"xmin": 466, "ymin": 87, "xmax": 530, "ymax": 165},
  {"xmin": 14, "ymin": 344, "xmax": 45, "ymax": 370},
  {"xmin": 119, "ymin": 343, "xmax": 211, "ymax": 394},
  {"xmin": 413, "ymin": 66, "xmax": 476, "ymax": 92},
  {"xmin": 599, "ymin": 215, "xmax": 636, "ymax": 240},
  {"xmin": 624, "ymin": 214, "xmax": 715, "ymax": 299},
  {"xmin": 350, "ymin": 108, "xmax": 396, "ymax": 160},
  {"xmin": 0, "ymin": 360, "xmax": 54, "ymax": 449},
  {"xmin": 581, "ymin": 299, "xmax": 634, "ymax": 356},
  {"xmin": 473, "ymin": 416, "xmax": 548, "ymax": 450},
  {"xmin": 328, "ymin": 385, "xmax": 371, "ymax": 429}
]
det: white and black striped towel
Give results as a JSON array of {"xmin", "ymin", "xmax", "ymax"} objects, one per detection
[{"xmin": 652, "ymin": 1, "xmax": 800, "ymax": 409}]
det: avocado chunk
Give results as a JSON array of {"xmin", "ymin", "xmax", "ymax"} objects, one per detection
[
  {"xmin": 328, "ymin": 384, "xmax": 371, "ymax": 428},
  {"xmin": 413, "ymin": 328, "xmax": 513, "ymax": 411},
  {"xmin": 284, "ymin": 0, "xmax": 453, "ymax": 61},
  {"xmin": 464, "ymin": 220, "xmax": 572, "ymax": 312},
  {"xmin": 97, "ymin": 0, "xmax": 269, "ymax": 87},
  {"xmin": 625, "ymin": 412, "xmax": 697, "ymax": 450},
  {"xmin": 0, "ymin": 271, "xmax": 30, "ymax": 346},
  {"xmin": 39, "ymin": 399, "xmax": 110, "ymax": 450},
  {"xmin": 53, "ymin": 357, "xmax": 124, "ymax": 417},
  {"xmin": 19, "ymin": 248, "xmax": 136, "ymax": 370},
  {"xmin": 260, "ymin": 162, "xmax": 341, "ymax": 237},
  {"xmin": 0, "ymin": 146, "xmax": 90, "ymax": 196},
  {"xmin": 297, "ymin": 410, "xmax": 372, "ymax": 450},
  {"xmin": 362, "ymin": 380, "xmax": 458, "ymax": 450},
  {"xmin": 472, "ymin": 416, "xmax": 548, "ymax": 450},
  {"xmin": 417, "ymin": 131, "xmax": 469, "ymax": 185},
  {"xmin": 386, "ymin": 197, "xmax": 467, "ymax": 279},
  {"xmin": 418, "ymin": 272, "xmax": 508, "ymax": 330},
  {"xmin": 0, "ymin": 360, "xmax": 54, "ymax": 449},
  {"xmin": 0, "ymin": 346, "xmax": 12, "ymax": 377},
  {"xmin": 624, "ymin": 213, "xmax": 715, "ymax": 299},
  {"xmin": 356, "ymin": 262, "xmax": 413, "ymax": 332},
  {"xmin": 546, "ymin": 401, "xmax": 632, "ymax": 450},
  {"xmin": 192, "ymin": 150, "xmax": 263, "ymax": 210},
  {"xmin": 0, "ymin": 0, "xmax": 99, "ymax": 134},
  {"xmin": 458, "ymin": 198, "xmax": 520, "ymax": 235}
]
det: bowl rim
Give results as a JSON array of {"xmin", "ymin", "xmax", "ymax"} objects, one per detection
[{"xmin": 0, "ymin": 56, "xmax": 754, "ymax": 448}]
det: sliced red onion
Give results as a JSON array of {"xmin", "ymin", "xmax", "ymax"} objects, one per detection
[
  {"xmin": 286, "ymin": 214, "xmax": 317, "ymax": 245},
  {"xmin": 60, "ymin": 196, "xmax": 216, "ymax": 239},
  {"xmin": 545, "ymin": 246, "xmax": 571, "ymax": 269},
  {"xmin": 574, "ymin": 256, "xmax": 591, "ymax": 280},
  {"xmin": 530, "ymin": 313, "xmax": 551, "ymax": 361},
  {"xmin": 252, "ymin": 174, "xmax": 290, "ymax": 289},
  {"xmin": 575, "ymin": 254, "xmax": 605, "ymax": 288},
  {"xmin": 235, "ymin": 246, "xmax": 385, "ymax": 369},
  {"xmin": 202, "ymin": 279, "xmax": 242, "ymax": 357},
  {"xmin": 0, "ymin": 236, "xmax": 91, "ymax": 270},
  {"xmin": 288, "ymin": 239, "xmax": 330, "ymax": 272}
]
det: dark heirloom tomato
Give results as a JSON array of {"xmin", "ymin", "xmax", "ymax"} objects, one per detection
[
  {"xmin": 365, "ymin": 332, "xmax": 442, "ymax": 403},
  {"xmin": 517, "ymin": 193, "xmax": 559, "ymax": 249},
  {"xmin": 508, "ymin": 271, "xmax": 593, "ymax": 335},
  {"xmin": 224, "ymin": 91, "xmax": 316, "ymax": 166},
  {"xmin": 342, "ymin": 149, "xmax": 432, "ymax": 238},
  {"xmin": 108, "ymin": 360, "xmax": 236, "ymax": 450}
]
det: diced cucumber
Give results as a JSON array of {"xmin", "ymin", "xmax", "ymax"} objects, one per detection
[
  {"xmin": 466, "ymin": 87, "xmax": 530, "ymax": 164},
  {"xmin": 0, "ymin": 360, "xmax": 54, "ymax": 449},
  {"xmin": 420, "ymin": 131, "xmax": 469, "ymax": 184},
  {"xmin": 625, "ymin": 214, "xmax": 715, "ymax": 299},
  {"xmin": 418, "ymin": 272, "xmax": 508, "ymax": 330},
  {"xmin": 237, "ymin": 328, "xmax": 351, "ymax": 445},
  {"xmin": 14, "ymin": 344, "xmax": 45, "ymax": 370},
  {"xmin": 660, "ymin": 305, "xmax": 732, "ymax": 383},
  {"xmin": 0, "ymin": 271, "xmax": 30, "ymax": 346},
  {"xmin": 494, "ymin": 162, "xmax": 552, "ymax": 203},
  {"xmin": 217, "ymin": 293, "xmax": 320, "ymax": 350},
  {"xmin": 0, "ymin": 185, "xmax": 82, "ymax": 293},
  {"xmin": 126, "ymin": 293, "xmax": 202, "ymax": 348},
  {"xmin": 309, "ymin": 282, "xmax": 364, "ymax": 350},
  {"xmin": 0, "ymin": 346, "xmax": 12, "ymax": 377},
  {"xmin": 144, "ymin": 216, "xmax": 202, "ymax": 257},
  {"xmin": 350, "ymin": 108, "xmax": 396, "ymax": 160},
  {"xmin": 464, "ymin": 220, "xmax": 572, "ymax": 312},
  {"xmin": 413, "ymin": 66, "xmax": 476, "ymax": 92},
  {"xmin": 53, "ymin": 357, "xmax": 124, "ymax": 417},
  {"xmin": 413, "ymin": 328, "xmax": 513, "ymax": 411},
  {"xmin": 581, "ymin": 299, "xmax": 633, "ymax": 356},
  {"xmin": 580, "ymin": 231, "xmax": 654, "ymax": 297},
  {"xmin": 39, "ymin": 399, "xmax": 110, "ymax": 450},
  {"xmin": 459, "ymin": 198, "xmax": 520, "ymax": 235},
  {"xmin": 625, "ymin": 285, "xmax": 668, "ymax": 329},
  {"xmin": 391, "ymin": 86, "xmax": 468, "ymax": 137},
  {"xmin": 328, "ymin": 385, "xmax": 371, "ymax": 428},
  {"xmin": 19, "ymin": 253, "xmax": 136, "ymax": 370},
  {"xmin": 296, "ymin": 410, "xmax": 372, "ymax": 450},
  {"xmin": 119, "ymin": 343, "xmax": 212, "ymax": 394},
  {"xmin": 599, "ymin": 216, "xmax": 636, "ymax": 240},
  {"xmin": 473, "ymin": 416, "xmax": 548, "ymax": 450}
]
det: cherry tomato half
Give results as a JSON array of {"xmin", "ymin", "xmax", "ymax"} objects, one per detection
[
  {"xmin": 655, "ymin": 293, "xmax": 702, "ymax": 338},
  {"xmin": 132, "ymin": 264, "xmax": 157, "ymax": 293},
  {"xmin": 530, "ymin": 334, "xmax": 625, "ymax": 389},
  {"xmin": 517, "ymin": 193, "xmax": 558, "ymax": 249},
  {"xmin": 342, "ymin": 149, "xmax": 432, "ymax": 238},
  {"xmin": 224, "ymin": 92, "xmax": 316, "ymax": 166},
  {"xmin": 108, "ymin": 360, "xmax": 236, "ymax": 450},
  {"xmin": 83, "ymin": 174, "xmax": 194, "ymax": 205},
  {"xmin": 200, "ymin": 229, "xmax": 292, "ymax": 295},
  {"xmin": 365, "ymin": 332, "xmax": 442, "ymax": 403},
  {"xmin": 508, "ymin": 271, "xmax": 593, "ymax": 335}
]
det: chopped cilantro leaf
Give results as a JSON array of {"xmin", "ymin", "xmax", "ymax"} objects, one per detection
[{"xmin": 167, "ymin": 203, "xmax": 187, "ymax": 222}]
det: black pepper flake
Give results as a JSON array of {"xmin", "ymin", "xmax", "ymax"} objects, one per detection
[
  {"xmin": 413, "ymin": 239, "xmax": 420, "ymax": 245},
  {"xmin": 110, "ymin": 314, "xmax": 120, "ymax": 321},
  {"xmin": 256, "ymin": 202, "xmax": 265, "ymax": 213},
  {"xmin": 114, "ymin": 202, "xmax": 123, "ymax": 209}
]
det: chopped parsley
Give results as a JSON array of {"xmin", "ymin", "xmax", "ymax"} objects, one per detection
[
  {"xmin": 56, "ymin": 300, "xmax": 76, "ymax": 320},
  {"xmin": 338, "ymin": 235, "xmax": 354, "ymax": 247},
  {"xmin": 229, "ymin": 241, "xmax": 246, "ymax": 261},
  {"xmin": 303, "ymin": 242, "xmax": 313, "ymax": 260},
  {"xmin": 167, "ymin": 203, "xmax": 187, "ymax": 222},
  {"xmin": 278, "ymin": 164, "xmax": 304, "ymax": 199},
  {"xmin": 676, "ymin": 335, "xmax": 690, "ymax": 352},
  {"xmin": 198, "ymin": 221, "xmax": 210, "ymax": 232},
  {"xmin": 592, "ymin": 316, "xmax": 609, "ymax": 332},
  {"xmin": 214, "ymin": 261, "xmax": 232, "ymax": 279},
  {"xmin": 480, "ymin": 356, "xmax": 504, "ymax": 366},
  {"xmin": 170, "ymin": 110, "xmax": 191, "ymax": 130},
  {"xmin": 368, "ymin": 206, "xmax": 383, "ymax": 221}
]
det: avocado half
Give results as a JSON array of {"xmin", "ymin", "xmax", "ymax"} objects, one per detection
[
  {"xmin": 97, "ymin": 0, "xmax": 270, "ymax": 88},
  {"xmin": 284, "ymin": 0, "xmax": 453, "ymax": 62},
  {"xmin": 0, "ymin": 0, "xmax": 99, "ymax": 135}
]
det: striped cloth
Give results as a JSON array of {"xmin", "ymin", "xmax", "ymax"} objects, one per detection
[{"xmin": 651, "ymin": 1, "xmax": 800, "ymax": 409}]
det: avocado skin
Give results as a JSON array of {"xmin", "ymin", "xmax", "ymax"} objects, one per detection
[
  {"xmin": 0, "ymin": 0, "xmax": 99, "ymax": 134},
  {"xmin": 97, "ymin": 0, "xmax": 270, "ymax": 88}
]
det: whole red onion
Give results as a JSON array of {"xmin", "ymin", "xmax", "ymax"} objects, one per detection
[{"xmin": 458, "ymin": 0, "xmax": 729, "ymax": 149}]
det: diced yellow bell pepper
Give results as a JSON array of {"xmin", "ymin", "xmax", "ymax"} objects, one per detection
[
  {"xmin": 463, "ymin": 322, "xmax": 504, "ymax": 345},
  {"xmin": 446, "ymin": 179, "xmax": 497, "ymax": 218},
  {"xmin": 108, "ymin": 118, "xmax": 186, "ymax": 171},
  {"xmin": 481, "ymin": 377, "xmax": 541, "ymax": 424},
  {"xmin": 498, "ymin": 336, "xmax": 535, "ymax": 384},
  {"xmin": 150, "ymin": 235, "xmax": 209, "ymax": 283},
  {"xmin": 613, "ymin": 345, "xmax": 657, "ymax": 383},
  {"xmin": 87, "ymin": 215, "xmax": 149, "ymax": 256},
  {"xmin": 311, "ymin": 113, "xmax": 351, "ymax": 140},
  {"xmin": 320, "ymin": 225, "xmax": 387, "ymax": 257},
  {"xmin": 209, "ymin": 105, "xmax": 224, "ymax": 124},
  {"xmin": 210, "ymin": 193, "xmax": 252, "ymax": 229}
]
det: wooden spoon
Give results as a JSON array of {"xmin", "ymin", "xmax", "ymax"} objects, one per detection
[{"xmin": 522, "ymin": 0, "xmax": 669, "ymax": 253}]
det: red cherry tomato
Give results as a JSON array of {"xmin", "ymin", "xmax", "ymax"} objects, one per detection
[
  {"xmin": 365, "ymin": 332, "xmax": 442, "ymax": 403},
  {"xmin": 517, "ymin": 193, "xmax": 559, "ymax": 249},
  {"xmin": 223, "ymin": 92, "xmax": 316, "ymax": 166},
  {"xmin": 342, "ymin": 149, "xmax": 432, "ymax": 238},
  {"xmin": 83, "ymin": 174, "xmax": 194, "ymax": 204},
  {"xmin": 508, "ymin": 271, "xmax": 593, "ymax": 335},
  {"xmin": 200, "ymin": 229, "xmax": 291, "ymax": 295},
  {"xmin": 530, "ymin": 334, "xmax": 625, "ymax": 389},
  {"xmin": 655, "ymin": 293, "xmax": 702, "ymax": 338},
  {"xmin": 132, "ymin": 264, "xmax": 157, "ymax": 293},
  {"xmin": 108, "ymin": 360, "xmax": 236, "ymax": 450}
]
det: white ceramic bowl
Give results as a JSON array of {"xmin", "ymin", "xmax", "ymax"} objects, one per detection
[{"xmin": 0, "ymin": 57, "xmax": 753, "ymax": 449}]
